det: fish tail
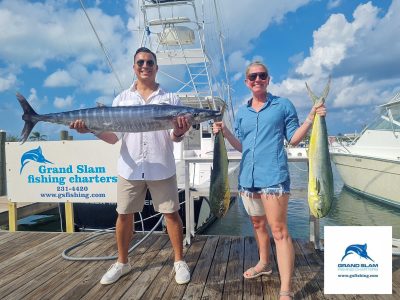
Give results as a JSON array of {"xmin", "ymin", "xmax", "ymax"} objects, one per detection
[{"xmin": 16, "ymin": 93, "xmax": 39, "ymax": 144}]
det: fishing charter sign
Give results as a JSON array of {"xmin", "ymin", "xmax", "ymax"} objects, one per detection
[{"xmin": 6, "ymin": 140, "xmax": 120, "ymax": 203}]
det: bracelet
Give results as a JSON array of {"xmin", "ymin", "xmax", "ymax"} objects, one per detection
[
  {"xmin": 305, "ymin": 117, "xmax": 313, "ymax": 125},
  {"xmin": 173, "ymin": 131, "xmax": 184, "ymax": 138},
  {"xmin": 90, "ymin": 130, "xmax": 101, "ymax": 136}
]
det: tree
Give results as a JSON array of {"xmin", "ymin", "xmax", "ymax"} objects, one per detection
[
  {"xmin": 6, "ymin": 135, "xmax": 19, "ymax": 142},
  {"xmin": 29, "ymin": 131, "xmax": 47, "ymax": 141}
]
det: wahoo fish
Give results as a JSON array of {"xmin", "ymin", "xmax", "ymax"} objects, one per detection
[
  {"xmin": 209, "ymin": 131, "xmax": 230, "ymax": 218},
  {"xmin": 306, "ymin": 78, "xmax": 334, "ymax": 218},
  {"xmin": 341, "ymin": 243, "xmax": 374, "ymax": 262},
  {"xmin": 16, "ymin": 93, "xmax": 221, "ymax": 143}
]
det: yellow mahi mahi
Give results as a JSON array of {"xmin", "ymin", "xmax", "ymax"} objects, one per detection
[
  {"xmin": 306, "ymin": 78, "xmax": 334, "ymax": 218},
  {"xmin": 209, "ymin": 131, "xmax": 231, "ymax": 218}
]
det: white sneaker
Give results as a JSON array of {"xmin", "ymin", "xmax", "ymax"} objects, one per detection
[
  {"xmin": 174, "ymin": 260, "xmax": 190, "ymax": 284},
  {"xmin": 100, "ymin": 262, "xmax": 131, "ymax": 285}
]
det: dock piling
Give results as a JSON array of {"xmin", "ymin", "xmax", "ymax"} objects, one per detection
[{"xmin": 0, "ymin": 130, "xmax": 6, "ymax": 196}]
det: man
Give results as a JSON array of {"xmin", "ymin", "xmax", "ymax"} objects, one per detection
[{"xmin": 70, "ymin": 47, "xmax": 191, "ymax": 285}]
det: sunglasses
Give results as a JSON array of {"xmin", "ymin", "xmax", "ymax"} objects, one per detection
[
  {"xmin": 247, "ymin": 72, "xmax": 268, "ymax": 81},
  {"xmin": 136, "ymin": 59, "xmax": 155, "ymax": 67}
]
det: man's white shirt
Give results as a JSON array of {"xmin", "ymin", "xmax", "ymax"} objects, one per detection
[{"xmin": 113, "ymin": 83, "xmax": 181, "ymax": 180}]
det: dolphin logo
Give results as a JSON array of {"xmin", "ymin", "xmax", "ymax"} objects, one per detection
[
  {"xmin": 20, "ymin": 146, "xmax": 53, "ymax": 174},
  {"xmin": 341, "ymin": 243, "xmax": 374, "ymax": 262}
]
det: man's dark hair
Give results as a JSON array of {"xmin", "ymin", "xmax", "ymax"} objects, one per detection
[{"xmin": 134, "ymin": 47, "xmax": 157, "ymax": 65}]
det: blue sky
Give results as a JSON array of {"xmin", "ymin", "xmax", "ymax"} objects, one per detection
[{"xmin": 0, "ymin": 0, "xmax": 398, "ymax": 140}]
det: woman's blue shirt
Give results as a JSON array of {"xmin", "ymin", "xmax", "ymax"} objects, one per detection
[{"xmin": 234, "ymin": 93, "xmax": 299, "ymax": 188}]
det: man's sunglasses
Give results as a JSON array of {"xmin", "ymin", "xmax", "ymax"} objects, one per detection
[
  {"xmin": 136, "ymin": 59, "xmax": 155, "ymax": 67},
  {"xmin": 247, "ymin": 72, "xmax": 268, "ymax": 81}
]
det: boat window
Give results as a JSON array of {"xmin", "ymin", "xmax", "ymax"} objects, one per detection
[
  {"xmin": 368, "ymin": 107, "xmax": 400, "ymax": 131},
  {"xmin": 184, "ymin": 127, "xmax": 200, "ymax": 150}
]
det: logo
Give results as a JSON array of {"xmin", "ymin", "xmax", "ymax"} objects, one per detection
[
  {"xmin": 341, "ymin": 243, "xmax": 374, "ymax": 262},
  {"xmin": 324, "ymin": 226, "xmax": 392, "ymax": 294},
  {"xmin": 20, "ymin": 146, "xmax": 53, "ymax": 174}
]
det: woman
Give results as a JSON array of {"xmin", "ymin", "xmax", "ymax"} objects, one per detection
[{"xmin": 213, "ymin": 61, "xmax": 326, "ymax": 299}]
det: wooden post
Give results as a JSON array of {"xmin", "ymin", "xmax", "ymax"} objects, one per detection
[
  {"xmin": 0, "ymin": 130, "xmax": 6, "ymax": 196},
  {"xmin": 65, "ymin": 202, "xmax": 75, "ymax": 233},
  {"xmin": 60, "ymin": 130, "xmax": 75, "ymax": 232},
  {"xmin": 60, "ymin": 130, "xmax": 68, "ymax": 140},
  {"xmin": 8, "ymin": 202, "xmax": 17, "ymax": 232}
]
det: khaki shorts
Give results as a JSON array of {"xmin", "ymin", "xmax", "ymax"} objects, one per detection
[{"xmin": 116, "ymin": 175, "xmax": 180, "ymax": 214}]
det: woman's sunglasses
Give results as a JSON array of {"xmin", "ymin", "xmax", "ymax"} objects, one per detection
[
  {"xmin": 136, "ymin": 59, "xmax": 155, "ymax": 67},
  {"xmin": 247, "ymin": 72, "xmax": 268, "ymax": 81}
]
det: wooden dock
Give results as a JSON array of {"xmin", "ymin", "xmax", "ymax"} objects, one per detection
[
  {"xmin": 0, "ymin": 231, "xmax": 398, "ymax": 299},
  {"xmin": 0, "ymin": 195, "xmax": 58, "ymax": 227}
]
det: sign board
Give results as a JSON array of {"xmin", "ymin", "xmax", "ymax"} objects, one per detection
[{"xmin": 6, "ymin": 140, "xmax": 120, "ymax": 203}]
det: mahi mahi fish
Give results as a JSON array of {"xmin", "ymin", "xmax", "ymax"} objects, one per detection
[
  {"xmin": 209, "ymin": 130, "xmax": 230, "ymax": 218},
  {"xmin": 16, "ymin": 93, "xmax": 221, "ymax": 144},
  {"xmin": 306, "ymin": 78, "xmax": 334, "ymax": 218}
]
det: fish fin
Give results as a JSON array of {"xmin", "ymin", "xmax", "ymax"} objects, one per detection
[
  {"xmin": 305, "ymin": 82, "xmax": 319, "ymax": 104},
  {"xmin": 321, "ymin": 76, "xmax": 331, "ymax": 103},
  {"xmin": 316, "ymin": 178, "xmax": 321, "ymax": 194},
  {"xmin": 16, "ymin": 93, "xmax": 39, "ymax": 144}
]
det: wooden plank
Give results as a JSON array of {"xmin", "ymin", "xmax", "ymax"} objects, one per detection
[
  {"xmin": 0, "ymin": 232, "xmax": 74, "ymax": 275},
  {"xmin": 243, "ymin": 236, "xmax": 263, "ymax": 299},
  {"xmin": 292, "ymin": 239, "xmax": 324, "ymax": 299},
  {"xmin": 118, "ymin": 235, "xmax": 174, "ymax": 299},
  {"xmin": 261, "ymin": 239, "xmax": 280, "ymax": 300},
  {"xmin": 0, "ymin": 232, "xmax": 398, "ymax": 299},
  {"xmin": 181, "ymin": 236, "xmax": 220, "ymax": 299},
  {"xmin": 0, "ymin": 232, "xmax": 57, "ymax": 263},
  {"xmin": 8, "ymin": 234, "xmax": 118, "ymax": 300},
  {"xmin": 0, "ymin": 231, "xmax": 31, "ymax": 248},
  {"xmin": 80, "ymin": 234, "xmax": 166, "ymax": 300},
  {"xmin": 0, "ymin": 233, "xmax": 96, "ymax": 299},
  {"xmin": 222, "ymin": 236, "xmax": 244, "ymax": 300},
  {"xmin": 201, "ymin": 236, "xmax": 231, "ymax": 299},
  {"xmin": 149, "ymin": 235, "xmax": 207, "ymax": 300}
]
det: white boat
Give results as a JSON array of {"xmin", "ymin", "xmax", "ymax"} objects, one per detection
[{"xmin": 330, "ymin": 92, "xmax": 400, "ymax": 207}]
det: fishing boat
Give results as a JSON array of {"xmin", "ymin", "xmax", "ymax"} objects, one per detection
[
  {"xmin": 66, "ymin": 0, "xmax": 239, "ymax": 232},
  {"xmin": 330, "ymin": 91, "xmax": 400, "ymax": 207}
]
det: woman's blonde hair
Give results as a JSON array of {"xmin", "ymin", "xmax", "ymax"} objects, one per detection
[{"xmin": 245, "ymin": 61, "xmax": 269, "ymax": 77}]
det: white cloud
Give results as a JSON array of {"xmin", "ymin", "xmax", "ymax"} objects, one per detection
[
  {"xmin": 0, "ymin": 72, "xmax": 16, "ymax": 92},
  {"xmin": 54, "ymin": 95, "xmax": 73, "ymax": 109},
  {"xmin": 216, "ymin": 0, "xmax": 311, "ymax": 52},
  {"xmin": 271, "ymin": 0, "xmax": 400, "ymax": 113},
  {"xmin": 44, "ymin": 70, "xmax": 78, "ymax": 87},
  {"xmin": 27, "ymin": 88, "xmax": 47, "ymax": 110},
  {"xmin": 327, "ymin": 0, "xmax": 342, "ymax": 10}
]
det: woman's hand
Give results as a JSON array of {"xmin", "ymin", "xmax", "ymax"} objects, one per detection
[
  {"xmin": 212, "ymin": 121, "xmax": 224, "ymax": 135},
  {"xmin": 314, "ymin": 102, "xmax": 327, "ymax": 117},
  {"xmin": 307, "ymin": 102, "xmax": 327, "ymax": 123}
]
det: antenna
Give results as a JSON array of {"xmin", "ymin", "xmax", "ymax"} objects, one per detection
[{"xmin": 79, "ymin": 0, "xmax": 124, "ymax": 92}]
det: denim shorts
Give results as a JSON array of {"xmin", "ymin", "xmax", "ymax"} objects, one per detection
[{"xmin": 239, "ymin": 180, "xmax": 290, "ymax": 216}]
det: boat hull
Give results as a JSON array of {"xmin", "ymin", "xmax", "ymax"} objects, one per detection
[{"xmin": 330, "ymin": 153, "xmax": 400, "ymax": 207}]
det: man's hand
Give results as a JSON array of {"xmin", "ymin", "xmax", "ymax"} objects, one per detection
[
  {"xmin": 69, "ymin": 120, "xmax": 91, "ymax": 134},
  {"xmin": 172, "ymin": 115, "xmax": 191, "ymax": 137}
]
